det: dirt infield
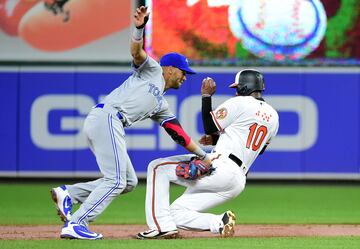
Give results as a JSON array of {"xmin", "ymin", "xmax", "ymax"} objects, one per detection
[{"xmin": 1, "ymin": 224, "xmax": 360, "ymax": 240}]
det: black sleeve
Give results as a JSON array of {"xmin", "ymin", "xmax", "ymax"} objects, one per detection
[{"xmin": 202, "ymin": 96, "xmax": 218, "ymax": 134}]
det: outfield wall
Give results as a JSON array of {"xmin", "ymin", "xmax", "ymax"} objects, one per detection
[{"xmin": 0, "ymin": 67, "xmax": 359, "ymax": 180}]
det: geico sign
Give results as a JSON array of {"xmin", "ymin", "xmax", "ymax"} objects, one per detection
[{"xmin": 31, "ymin": 94, "xmax": 318, "ymax": 151}]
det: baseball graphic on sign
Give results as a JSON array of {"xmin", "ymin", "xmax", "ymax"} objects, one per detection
[{"xmin": 228, "ymin": 0, "xmax": 327, "ymax": 61}]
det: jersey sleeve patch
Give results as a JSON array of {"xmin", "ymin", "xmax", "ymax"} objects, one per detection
[
  {"xmin": 215, "ymin": 107, "xmax": 228, "ymax": 120},
  {"xmin": 210, "ymin": 111, "xmax": 223, "ymax": 132}
]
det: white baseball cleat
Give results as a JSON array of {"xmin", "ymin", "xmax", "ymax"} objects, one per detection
[
  {"xmin": 137, "ymin": 229, "xmax": 178, "ymax": 239},
  {"xmin": 219, "ymin": 210, "xmax": 236, "ymax": 238},
  {"xmin": 60, "ymin": 221, "xmax": 103, "ymax": 240},
  {"xmin": 50, "ymin": 186, "xmax": 72, "ymax": 222}
]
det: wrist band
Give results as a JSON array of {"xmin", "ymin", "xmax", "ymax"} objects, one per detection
[
  {"xmin": 193, "ymin": 147, "xmax": 207, "ymax": 160},
  {"xmin": 198, "ymin": 154, "xmax": 210, "ymax": 163},
  {"xmin": 132, "ymin": 27, "xmax": 144, "ymax": 41},
  {"xmin": 203, "ymin": 154, "xmax": 211, "ymax": 161},
  {"xmin": 202, "ymin": 94, "xmax": 211, "ymax": 98}
]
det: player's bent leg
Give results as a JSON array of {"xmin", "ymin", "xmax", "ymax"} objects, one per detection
[
  {"xmin": 138, "ymin": 155, "xmax": 193, "ymax": 239},
  {"xmin": 169, "ymin": 163, "xmax": 245, "ymax": 237},
  {"xmin": 121, "ymin": 180, "xmax": 137, "ymax": 194},
  {"xmin": 66, "ymin": 178, "xmax": 104, "ymax": 204},
  {"xmin": 170, "ymin": 191, "xmax": 229, "ymax": 234},
  {"xmin": 171, "ymin": 203, "xmax": 236, "ymax": 237},
  {"xmin": 145, "ymin": 159, "xmax": 178, "ymax": 232},
  {"xmin": 121, "ymin": 173, "xmax": 138, "ymax": 195},
  {"xmin": 71, "ymin": 177, "xmax": 125, "ymax": 227},
  {"xmin": 71, "ymin": 110, "xmax": 128, "ymax": 227},
  {"xmin": 147, "ymin": 154, "xmax": 194, "ymax": 171},
  {"xmin": 122, "ymin": 159, "xmax": 138, "ymax": 195}
]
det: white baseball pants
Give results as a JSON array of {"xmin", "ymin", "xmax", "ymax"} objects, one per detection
[{"xmin": 145, "ymin": 153, "xmax": 246, "ymax": 233}]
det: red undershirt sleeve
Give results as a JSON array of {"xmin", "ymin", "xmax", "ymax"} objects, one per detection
[{"xmin": 161, "ymin": 118, "xmax": 191, "ymax": 146}]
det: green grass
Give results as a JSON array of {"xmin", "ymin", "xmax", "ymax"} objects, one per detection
[
  {"xmin": 1, "ymin": 237, "xmax": 360, "ymax": 249},
  {"xmin": 0, "ymin": 182, "xmax": 359, "ymax": 225},
  {"xmin": 0, "ymin": 182, "xmax": 359, "ymax": 249}
]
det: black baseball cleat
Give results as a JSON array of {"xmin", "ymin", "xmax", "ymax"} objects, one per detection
[
  {"xmin": 136, "ymin": 229, "xmax": 178, "ymax": 239},
  {"xmin": 219, "ymin": 210, "xmax": 236, "ymax": 238}
]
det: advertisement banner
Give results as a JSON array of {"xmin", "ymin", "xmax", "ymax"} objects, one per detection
[
  {"xmin": 145, "ymin": 0, "xmax": 360, "ymax": 64},
  {"xmin": 0, "ymin": 67, "xmax": 359, "ymax": 179},
  {"xmin": 0, "ymin": 0, "xmax": 132, "ymax": 62}
]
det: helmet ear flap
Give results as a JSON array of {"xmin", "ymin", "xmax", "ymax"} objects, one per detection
[{"xmin": 236, "ymin": 85, "xmax": 247, "ymax": 96}]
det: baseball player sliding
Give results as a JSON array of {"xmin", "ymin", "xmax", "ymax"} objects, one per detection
[
  {"xmin": 49, "ymin": 6, "xmax": 212, "ymax": 240},
  {"xmin": 137, "ymin": 70, "xmax": 279, "ymax": 239}
]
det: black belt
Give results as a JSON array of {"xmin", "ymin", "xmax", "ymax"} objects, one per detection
[
  {"xmin": 95, "ymin": 103, "xmax": 125, "ymax": 122},
  {"xmin": 228, "ymin": 154, "xmax": 243, "ymax": 167},
  {"xmin": 229, "ymin": 154, "xmax": 248, "ymax": 176}
]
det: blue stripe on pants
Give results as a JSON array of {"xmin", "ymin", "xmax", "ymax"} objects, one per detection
[{"xmin": 77, "ymin": 114, "xmax": 122, "ymax": 224}]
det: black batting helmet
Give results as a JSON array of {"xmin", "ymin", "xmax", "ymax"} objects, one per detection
[{"xmin": 229, "ymin": 69, "xmax": 265, "ymax": 96}]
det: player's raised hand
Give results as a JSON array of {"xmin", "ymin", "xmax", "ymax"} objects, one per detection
[
  {"xmin": 201, "ymin": 77, "xmax": 216, "ymax": 96},
  {"xmin": 134, "ymin": 6, "xmax": 150, "ymax": 29}
]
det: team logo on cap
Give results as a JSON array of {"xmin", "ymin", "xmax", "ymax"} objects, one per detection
[{"xmin": 216, "ymin": 108, "xmax": 228, "ymax": 119}]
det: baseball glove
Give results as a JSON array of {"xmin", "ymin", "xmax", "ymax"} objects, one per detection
[{"xmin": 176, "ymin": 158, "xmax": 214, "ymax": 180}]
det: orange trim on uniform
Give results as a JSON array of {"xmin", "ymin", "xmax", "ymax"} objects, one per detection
[
  {"xmin": 151, "ymin": 156, "xmax": 220, "ymax": 231},
  {"xmin": 211, "ymin": 154, "xmax": 221, "ymax": 161},
  {"xmin": 151, "ymin": 161, "xmax": 179, "ymax": 232},
  {"xmin": 210, "ymin": 111, "xmax": 224, "ymax": 131}
]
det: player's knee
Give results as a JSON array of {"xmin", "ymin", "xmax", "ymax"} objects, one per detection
[
  {"xmin": 131, "ymin": 177, "xmax": 138, "ymax": 188},
  {"xmin": 123, "ymin": 177, "xmax": 138, "ymax": 194},
  {"xmin": 122, "ymin": 185, "xmax": 134, "ymax": 194},
  {"xmin": 147, "ymin": 158, "xmax": 165, "ymax": 174}
]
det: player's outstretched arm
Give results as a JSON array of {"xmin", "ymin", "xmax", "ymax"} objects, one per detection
[
  {"xmin": 130, "ymin": 6, "xmax": 149, "ymax": 66},
  {"xmin": 162, "ymin": 119, "xmax": 212, "ymax": 166}
]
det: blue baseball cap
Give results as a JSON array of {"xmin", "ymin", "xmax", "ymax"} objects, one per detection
[{"xmin": 160, "ymin": 52, "xmax": 196, "ymax": 74}]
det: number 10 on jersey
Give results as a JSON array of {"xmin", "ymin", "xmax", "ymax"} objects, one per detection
[{"xmin": 246, "ymin": 123, "xmax": 268, "ymax": 151}]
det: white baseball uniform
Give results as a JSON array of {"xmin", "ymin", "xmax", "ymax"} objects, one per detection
[
  {"xmin": 65, "ymin": 56, "xmax": 176, "ymax": 227},
  {"xmin": 144, "ymin": 95, "xmax": 279, "ymax": 233}
]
